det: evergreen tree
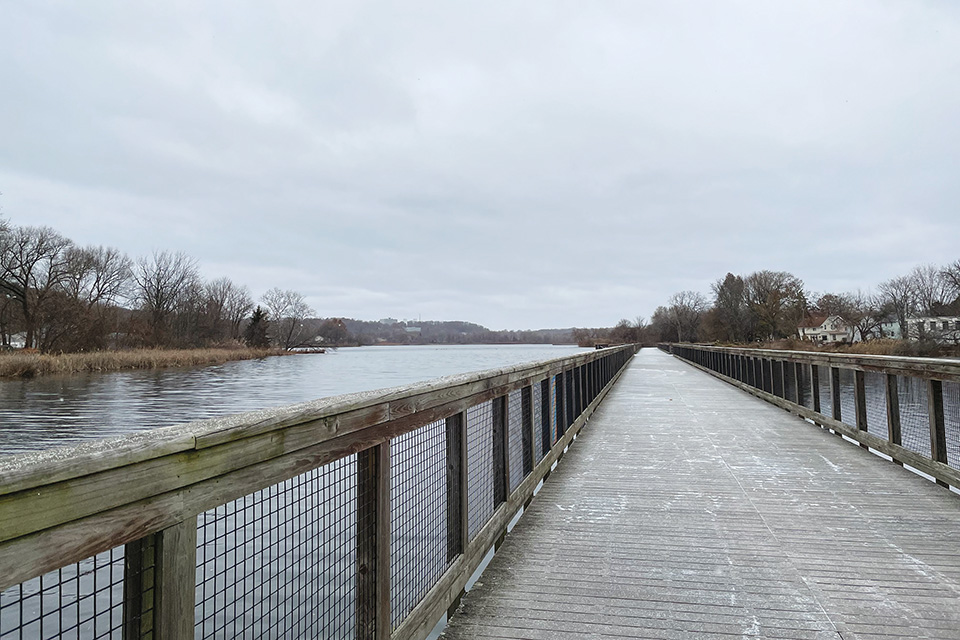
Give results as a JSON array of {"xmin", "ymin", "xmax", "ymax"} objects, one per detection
[{"xmin": 244, "ymin": 306, "xmax": 270, "ymax": 348}]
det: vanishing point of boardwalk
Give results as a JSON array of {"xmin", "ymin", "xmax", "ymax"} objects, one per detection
[{"xmin": 442, "ymin": 349, "xmax": 960, "ymax": 640}]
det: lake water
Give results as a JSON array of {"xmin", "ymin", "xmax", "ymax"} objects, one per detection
[
  {"xmin": 0, "ymin": 344, "xmax": 586, "ymax": 457},
  {"xmin": 1, "ymin": 344, "xmax": 588, "ymax": 639}
]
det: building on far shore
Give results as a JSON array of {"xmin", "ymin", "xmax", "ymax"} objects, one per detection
[
  {"xmin": 797, "ymin": 315, "xmax": 855, "ymax": 344},
  {"xmin": 905, "ymin": 316, "xmax": 960, "ymax": 343}
]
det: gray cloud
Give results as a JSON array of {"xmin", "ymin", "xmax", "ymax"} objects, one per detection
[{"xmin": 3, "ymin": 1, "xmax": 960, "ymax": 328}]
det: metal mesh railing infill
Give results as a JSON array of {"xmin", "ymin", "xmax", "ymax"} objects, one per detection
[
  {"xmin": 665, "ymin": 343, "xmax": 960, "ymax": 492},
  {"xmin": 0, "ymin": 345, "xmax": 637, "ymax": 640}
]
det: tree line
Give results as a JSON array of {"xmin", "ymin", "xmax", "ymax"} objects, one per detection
[
  {"xmin": 0, "ymin": 219, "xmax": 315, "ymax": 352},
  {"xmin": 642, "ymin": 263, "xmax": 960, "ymax": 344}
]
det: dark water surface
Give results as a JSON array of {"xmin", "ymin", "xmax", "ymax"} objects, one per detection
[{"xmin": 0, "ymin": 344, "xmax": 585, "ymax": 456}]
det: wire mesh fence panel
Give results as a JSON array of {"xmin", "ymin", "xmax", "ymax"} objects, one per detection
[
  {"xmin": 816, "ymin": 365, "xmax": 832, "ymax": 418},
  {"xmin": 550, "ymin": 375, "xmax": 559, "ymax": 445},
  {"xmin": 195, "ymin": 456, "xmax": 357, "ymax": 640},
  {"xmin": 838, "ymin": 368, "xmax": 856, "ymax": 429},
  {"xmin": 798, "ymin": 365, "xmax": 813, "ymax": 409},
  {"xmin": 466, "ymin": 401, "xmax": 494, "ymax": 541},
  {"xmin": 533, "ymin": 381, "xmax": 544, "ymax": 462},
  {"xmin": 898, "ymin": 376, "xmax": 932, "ymax": 459},
  {"xmin": 782, "ymin": 362, "xmax": 796, "ymax": 404},
  {"xmin": 1, "ymin": 547, "xmax": 126, "ymax": 640},
  {"xmin": 944, "ymin": 381, "xmax": 960, "ymax": 469},
  {"xmin": 864, "ymin": 371, "xmax": 889, "ymax": 439},
  {"xmin": 507, "ymin": 390, "xmax": 525, "ymax": 492},
  {"xmin": 390, "ymin": 419, "xmax": 449, "ymax": 629}
]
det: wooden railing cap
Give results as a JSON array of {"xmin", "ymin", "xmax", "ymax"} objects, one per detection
[{"xmin": 0, "ymin": 346, "xmax": 632, "ymax": 495}]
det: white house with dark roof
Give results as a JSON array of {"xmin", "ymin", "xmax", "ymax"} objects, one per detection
[{"xmin": 797, "ymin": 315, "xmax": 854, "ymax": 344}]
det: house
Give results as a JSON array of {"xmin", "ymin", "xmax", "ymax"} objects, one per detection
[
  {"xmin": 797, "ymin": 315, "xmax": 854, "ymax": 344},
  {"xmin": 905, "ymin": 316, "xmax": 960, "ymax": 343},
  {"xmin": 877, "ymin": 319, "xmax": 902, "ymax": 340},
  {"xmin": 6, "ymin": 332, "xmax": 26, "ymax": 349}
]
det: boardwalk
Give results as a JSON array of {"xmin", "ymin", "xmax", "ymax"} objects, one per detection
[{"xmin": 441, "ymin": 349, "xmax": 960, "ymax": 640}]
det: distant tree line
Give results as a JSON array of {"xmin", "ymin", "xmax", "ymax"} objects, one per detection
[
  {"xmin": 0, "ymin": 218, "xmax": 593, "ymax": 354},
  {"xmin": 0, "ymin": 219, "xmax": 315, "ymax": 352},
  {"xmin": 314, "ymin": 318, "xmax": 579, "ymax": 346},
  {"xmin": 645, "ymin": 262, "xmax": 960, "ymax": 344}
]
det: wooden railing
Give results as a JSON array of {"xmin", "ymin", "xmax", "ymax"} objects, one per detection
[
  {"xmin": 0, "ymin": 345, "xmax": 637, "ymax": 639},
  {"xmin": 662, "ymin": 343, "xmax": 960, "ymax": 489}
]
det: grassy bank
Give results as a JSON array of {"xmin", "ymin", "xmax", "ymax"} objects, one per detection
[{"xmin": 0, "ymin": 347, "xmax": 286, "ymax": 379}]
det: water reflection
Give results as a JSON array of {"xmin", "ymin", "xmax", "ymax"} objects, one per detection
[{"xmin": 0, "ymin": 345, "xmax": 584, "ymax": 456}]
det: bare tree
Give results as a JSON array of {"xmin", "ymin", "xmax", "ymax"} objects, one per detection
[
  {"xmin": 667, "ymin": 290, "xmax": 708, "ymax": 343},
  {"xmin": 743, "ymin": 270, "xmax": 805, "ymax": 340},
  {"xmin": 224, "ymin": 283, "xmax": 254, "ymax": 341},
  {"xmin": 261, "ymin": 287, "xmax": 315, "ymax": 350},
  {"xmin": 41, "ymin": 245, "xmax": 132, "ymax": 351},
  {"xmin": 132, "ymin": 251, "xmax": 201, "ymax": 346},
  {"xmin": 202, "ymin": 277, "xmax": 253, "ymax": 343},
  {"xmin": 846, "ymin": 291, "xmax": 884, "ymax": 341},
  {"xmin": 908, "ymin": 264, "xmax": 955, "ymax": 316},
  {"xmin": 0, "ymin": 225, "xmax": 74, "ymax": 349},
  {"xmin": 877, "ymin": 275, "xmax": 915, "ymax": 337},
  {"xmin": 942, "ymin": 261, "xmax": 960, "ymax": 296},
  {"xmin": 609, "ymin": 319, "xmax": 635, "ymax": 344}
]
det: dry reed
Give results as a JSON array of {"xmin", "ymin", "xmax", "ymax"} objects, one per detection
[{"xmin": 0, "ymin": 348, "xmax": 285, "ymax": 379}]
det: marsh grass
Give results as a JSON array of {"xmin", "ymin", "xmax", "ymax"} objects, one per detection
[{"xmin": 0, "ymin": 347, "xmax": 285, "ymax": 379}]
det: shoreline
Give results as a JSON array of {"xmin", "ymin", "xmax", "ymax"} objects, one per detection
[{"xmin": 0, "ymin": 347, "xmax": 287, "ymax": 380}]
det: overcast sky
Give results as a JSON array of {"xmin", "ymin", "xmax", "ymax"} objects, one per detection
[{"xmin": 3, "ymin": 2, "xmax": 959, "ymax": 330}]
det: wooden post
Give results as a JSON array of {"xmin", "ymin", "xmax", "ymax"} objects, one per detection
[
  {"xmin": 928, "ymin": 380, "xmax": 948, "ymax": 486},
  {"xmin": 854, "ymin": 370, "xmax": 869, "ymax": 448},
  {"xmin": 577, "ymin": 365, "xmax": 585, "ymax": 415},
  {"xmin": 793, "ymin": 362, "xmax": 803, "ymax": 406},
  {"xmin": 124, "ymin": 534, "xmax": 156, "ymax": 640},
  {"xmin": 540, "ymin": 378, "xmax": 551, "ymax": 453},
  {"xmin": 811, "ymin": 364, "xmax": 821, "ymax": 414},
  {"xmin": 446, "ymin": 413, "xmax": 467, "ymax": 560},
  {"xmin": 885, "ymin": 374, "xmax": 902, "ymax": 465},
  {"xmin": 555, "ymin": 373, "xmax": 565, "ymax": 439},
  {"xmin": 521, "ymin": 386, "xmax": 534, "ymax": 476},
  {"xmin": 565, "ymin": 370, "xmax": 575, "ymax": 429},
  {"xmin": 572, "ymin": 367, "xmax": 580, "ymax": 418},
  {"xmin": 830, "ymin": 367, "xmax": 842, "ymax": 423},
  {"xmin": 154, "ymin": 518, "xmax": 197, "ymax": 640},
  {"xmin": 357, "ymin": 443, "xmax": 391, "ymax": 640},
  {"xmin": 492, "ymin": 395, "xmax": 509, "ymax": 506}
]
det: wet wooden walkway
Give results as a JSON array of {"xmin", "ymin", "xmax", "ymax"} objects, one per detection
[{"xmin": 441, "ymin": 349, "xmax": 960, "ymax": 640}]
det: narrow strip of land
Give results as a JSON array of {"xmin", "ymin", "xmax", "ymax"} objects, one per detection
[{"xmin": 442, "ymin": 349, "xmax": 960, "ymax": 640}]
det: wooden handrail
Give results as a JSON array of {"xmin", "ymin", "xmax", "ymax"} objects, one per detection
[
  {"xmin": 658, "ymin": 342, "xmax": 960, "ymax": 382},
  {"xmin": 662, "ymin": 343, "xmax": 960, "ymax": 491},
  {"xmin": 0, "ymin": 345, "xmax": 638, "ymax": 640}
]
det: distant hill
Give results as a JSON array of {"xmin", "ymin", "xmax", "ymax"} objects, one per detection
[{"xmin": 300, "ymin": 318, "xmax": 580, "ymax": 346}]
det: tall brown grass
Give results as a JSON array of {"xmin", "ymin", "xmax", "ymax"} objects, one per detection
[{"xmin": 0, "ymin": 347, "xmax": 285, "ymax": 379}]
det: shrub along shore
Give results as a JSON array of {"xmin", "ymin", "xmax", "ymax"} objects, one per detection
[{"xmin": 0, "ymin": 347, "xmax": 286, "ymax": 379}]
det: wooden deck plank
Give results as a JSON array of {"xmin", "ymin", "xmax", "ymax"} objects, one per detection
[{"xmin": 441, "ymin": 349, "xmax": 960, "ymax": 639}]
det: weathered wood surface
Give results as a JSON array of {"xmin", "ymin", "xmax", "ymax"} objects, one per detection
[
  {"xmin": 0, "ymin": 348, "xmax": 621, "ymax": 496},
  {"xmin": 0, "ymin": 347, "xmax": 633, "ymax": 590},
  {"xmin": 392, "ymin": 359, "xmax": 632, "ymax": 640},
  {"xmin": 442, "ymin": 349, "xmax": 960, "ymax": 639},
  {"xmin": 663, "ymin": 343, "xmax": 960, "ymax": 383}
]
